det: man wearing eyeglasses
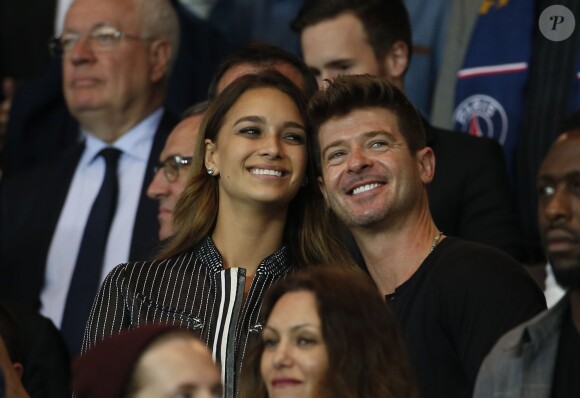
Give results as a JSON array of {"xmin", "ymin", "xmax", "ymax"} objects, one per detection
[
  {"xmin": 0, "ymin": 0, "xmax": 180, "ymax": 356},
  {"xmin": 147, "ymin": 102, "xmax": 208, "ymax": 240}
]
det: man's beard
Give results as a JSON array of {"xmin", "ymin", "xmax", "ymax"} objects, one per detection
[{"xmin": 552, "ymin": 261, "xmax": 580, "ymax": 290}]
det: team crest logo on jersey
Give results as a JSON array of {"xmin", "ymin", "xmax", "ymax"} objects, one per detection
[{"xmin": 453, "ymin": 94, "xmax": 508, "ymax": 145}]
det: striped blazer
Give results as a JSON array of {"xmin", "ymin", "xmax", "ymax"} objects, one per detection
[{"xmin": 82, "ymin": 236, "xmax": 294, "ymax": 398}]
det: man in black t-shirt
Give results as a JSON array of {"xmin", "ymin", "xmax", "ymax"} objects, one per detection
[
  {"xmin": 474, "ymin": 115, "xmax": 580, "ymax": 398},
  {"xmin": 308, "ymin": 74, "xmax": 546, "ymax": 398}
]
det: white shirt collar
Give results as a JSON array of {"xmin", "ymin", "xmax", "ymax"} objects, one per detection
[{"xmin": 79, "ymin": 107, "xmax": 164, "ymax": 168}]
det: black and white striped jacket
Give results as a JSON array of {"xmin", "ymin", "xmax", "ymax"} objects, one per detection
[{"xmin": 82, "ymin": 236, "xmax": 294, "ymax": 397}]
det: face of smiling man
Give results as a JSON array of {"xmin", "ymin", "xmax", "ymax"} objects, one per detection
[{"xmin": 317, "ymin": 107, "xmax": 433, "ymax": 229}]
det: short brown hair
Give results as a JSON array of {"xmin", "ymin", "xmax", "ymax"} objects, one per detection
[
  {"xmin": 292, "ymin": 0, "xmax": 413, "ymax": 65},
  {"xmin": 207, "ymin": 43, "xmax": 318, "ymax": 99},
  {"xmin": 308, "ymin": 74, "xmax": 425, "ymax": 173}
]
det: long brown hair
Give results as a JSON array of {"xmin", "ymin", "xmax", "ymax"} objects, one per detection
[
  {"xmin": 240, "ymin": 266, "xmax": 419, "ymax": 398},
  {"xmin": 157, "ymin": 72, "xmax": 352, "ymax": 269}
]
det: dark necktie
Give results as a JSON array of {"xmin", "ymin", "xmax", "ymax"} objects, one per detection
[{"xmin": 61, "ymin": 147, "xmax": 122, "ymax": 356}]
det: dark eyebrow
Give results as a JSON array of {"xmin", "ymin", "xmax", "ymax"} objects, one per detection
[
  {"xmin": 538, "ymin": 170, "xmax": 580, "ymax": 182},
  {"xmin": 233, "ymin": 116, "xmax": 305, "ymax": 131},
  {"xmin": 233, "ymin": 115, "xmax": 265, "ymax": 126},
  {"xmin": 321, "ymin": 138, "xmax": 347, "ymax": 159},
  {"xmin": 566, "ymin": 171, "xmax": 580, "ymax": 179},
  {"xmin": 282, "ymin": 121, "xmax": 306, "ymax": 130},
  {"xmin": 264, "ymin": 324, "xmax": 319, "ymax": 334},
  {"xmin": 321, "ymin": 129, "xmax": 396, "ymax": 158},
  {"xmin": 325, "ymin": 58, "xmax": 354, "ymax": 68}
]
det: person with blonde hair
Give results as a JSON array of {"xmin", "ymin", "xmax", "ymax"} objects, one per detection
[{"xmin": 83, "ymin": 71, "xmax": 352, "ymax": 398}]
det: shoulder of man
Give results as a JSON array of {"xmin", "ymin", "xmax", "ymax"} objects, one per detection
[
  {"xmin": 427, "ymin": 237, "xmax": 547, "ymax": 385},
  {"xmin": 426, "ymin": 123, "xmax": 503, "ymax": 159},
  {"xmin": 473, "ymin": 296, "xmax": 569, "ymax": 398},
  {"xmin": 432, "ymin": 238, "xmax": 544, "ymax": 304}
]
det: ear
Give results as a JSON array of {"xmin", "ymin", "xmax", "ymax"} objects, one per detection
[
  {"xmin": 149, "ymin": 39, "xmax": 172, "ymax": 83},
  {"xmin": 381, "ymin": 40, "xmax": 409, "ymax": 85},
  {"xmin": 204, "ymin": 139, "xmax": 220, "ymax": 176},
  {"xmin": 416, "ymin": 147, "xmax": 435, "ymax": 184},
  {"xmin": 317, "ymin": 176, "xmax": 329, "ymax": 203},
  {"xmin": 12, "ymin": 362, "xmax": 24, "ymax": 379}
]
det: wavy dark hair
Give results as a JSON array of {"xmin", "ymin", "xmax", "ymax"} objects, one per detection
[
  {"xmin": 240, "ymin": 266, "xmax": 419, "ymax": 398},
  {"xmin": 158, "ymin": 71, "xmax": 353, "ymax": 269}
]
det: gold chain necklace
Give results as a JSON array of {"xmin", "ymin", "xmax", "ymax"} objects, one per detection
[{"xmin": 429, "ymin": 231, "xmax": 443, "ymax": 253}]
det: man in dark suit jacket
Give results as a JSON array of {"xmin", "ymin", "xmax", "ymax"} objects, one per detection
[
  {"xmin": 0, "ymin": 0, "xmax": 179, "ymax": 356},
  {"xmin": 292, "ymin": 0, "xmax": 523, "ymax": 258}
]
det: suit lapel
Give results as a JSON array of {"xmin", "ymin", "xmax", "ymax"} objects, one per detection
[{"xmin": 0, "ymin": 143, "xmax": 84, "ymax": 307}]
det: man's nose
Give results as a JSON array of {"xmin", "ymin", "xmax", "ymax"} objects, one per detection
[
  {"xmin": 146, "ymin": 169, "xmax": 170, "ymax": 200},
  {"xmin": 544, "ymin": 185, "xmax": 572, "ymax": 222},
  {"xmin": 347, "ymin": 146, "xmax": 373, "ymax": 173},
  {"xmin": 317, "ymin": 70, "xmax": 339, "ymax": 88},
  {"xmin": 69, "ymin": 35, "xmax": 96, "ymax": 64}
]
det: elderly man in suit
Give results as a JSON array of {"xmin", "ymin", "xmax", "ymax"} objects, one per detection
[{"xmin": 0, "ymin": 0, "xmax": 179, "ymax": 356}]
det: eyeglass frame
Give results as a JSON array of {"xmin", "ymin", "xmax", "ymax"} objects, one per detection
[
  {"xmin": 153, "ymin": 155, "xmax": 193, "ymax": 183},
  {"xmin": 48, "ymin": 25, "xmax": 153, "ymax": 57}
]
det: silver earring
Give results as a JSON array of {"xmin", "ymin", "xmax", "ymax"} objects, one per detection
[{"xmin": 207, "ymin": 167, "xmax": 215, "ymax": 175}]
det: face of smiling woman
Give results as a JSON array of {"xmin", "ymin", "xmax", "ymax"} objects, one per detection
[
  {"xmin": 260, "ymin": 291, "xmax": 328, "ymax": 398},
  {"xmin": 205, "ymin": 87, "xmax": 308, "ymax": 214}
]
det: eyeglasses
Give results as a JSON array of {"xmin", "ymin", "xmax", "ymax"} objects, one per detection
[
  {"xmin": 153, "ymin": 155, "xmax": 193, "ymax": 182},
  {"xmin": 49, "ymin": 25, "xmax": 152, "ymax": 57}
]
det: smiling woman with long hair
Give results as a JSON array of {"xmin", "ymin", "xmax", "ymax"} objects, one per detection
[{"xmin": 82, "ymin": 71, "xmax": 353, "ymax": 398}]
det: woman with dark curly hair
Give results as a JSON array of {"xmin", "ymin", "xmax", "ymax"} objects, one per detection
[{"xmin": 241, "ymin": 266, "xmax": 419, "ymax": 398}]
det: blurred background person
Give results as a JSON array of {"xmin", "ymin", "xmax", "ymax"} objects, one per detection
[
  {"xmin": 240, "ymin": 266, "xmax": 418, "ymax": 398},
  {"xmin": 0, "ymin": 309, "xmax": 26, "ymax": 398},
  {"xmin": 0, "ymin": 337, "xmax": 29, "ymax": 398},
  {"xmin": 207, "ymin": 43, "xmax": 318, "ymax": 100},
  {"xmin": 1, "ymin": 0, "xmax": 232, "ymax": 178},
  {"xmin": 474, "ymin": 113, "xmax": 580, "ymax": 398},
  {"xmin": 147, "ymin": 101, "xmax": 209, "ymax": 240},
  {"xmin": 74, "ymin": 323, "xmax": 221, "ymax": 398},
  {"xmin": 0, "ymin": 301, "xmax": 70, "ymax": 398},
  {"xmin": 431, "ymin": 0, "xmax": 580, "ymax": 270},
  {"xmin": 0, "ymin": 0, "xmax": 181, "ymax": 357}
]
